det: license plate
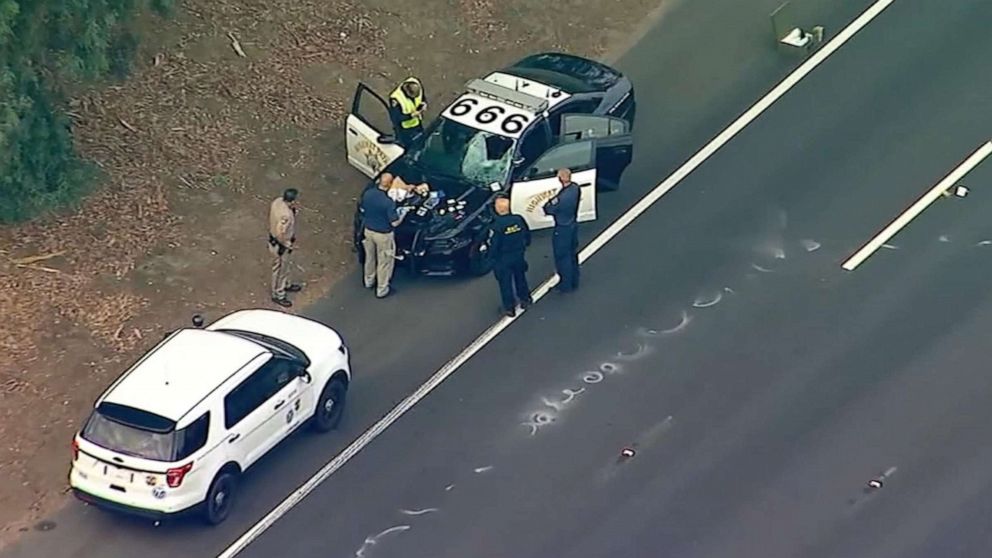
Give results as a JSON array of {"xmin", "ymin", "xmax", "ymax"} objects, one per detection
[{"xmin": 104, "ymin": 465, "xmax": 133, "ymax": 484}]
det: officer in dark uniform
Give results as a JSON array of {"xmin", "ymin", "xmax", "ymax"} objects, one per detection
[
  {"xmin": 542, "ymin": 168, "xmax": 581, "ymax": 293},
  {"xmin": 488, "ymin": 195, "xmax": 533, "ymax": 317}
]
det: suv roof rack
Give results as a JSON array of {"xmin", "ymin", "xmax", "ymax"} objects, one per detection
[{"xmin": 464, "ymin": 78, "xmax": 549, "ymax": 114}]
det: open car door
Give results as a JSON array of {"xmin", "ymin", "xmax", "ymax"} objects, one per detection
[
  {"xmin": 509, "ymin": 139, "xmax": 597, "ymax": 231},
  {"xmin": 345, "ymin": 83, "xmax": 405, "ymax": 178},
  {"xmin": 560, "ymin": 114, "xmax": 633, "ymax": 191}
]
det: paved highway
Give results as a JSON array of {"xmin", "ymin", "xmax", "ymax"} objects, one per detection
[{"xmin": 7, "ymin": 0, "xmax": 992, "ymax": 556}]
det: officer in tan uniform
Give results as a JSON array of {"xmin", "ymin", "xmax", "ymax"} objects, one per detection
[{"xmin": 268, "ymin": 188, "xmax": 302, "ymax": 307}]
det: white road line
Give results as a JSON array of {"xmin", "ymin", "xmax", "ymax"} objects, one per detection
[
  {"xmin": 841, "ymin": 141, "xmax": 992, "ymax": 271},
  {"xmin": 217, "ymin": 2, "xmax": 894, "ymax": 555}
]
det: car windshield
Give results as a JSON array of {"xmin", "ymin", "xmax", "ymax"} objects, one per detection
[
  {"xmin": 82, "ymin": 408, "xmax": 176, "ymax": 461},
  {"xmin": 407, "ymin": 117, "xmax": 515, "ymax": 190}
]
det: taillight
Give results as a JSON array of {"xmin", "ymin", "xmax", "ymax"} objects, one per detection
[
  {"xmin": 166, "ymin": 462, "xmax": 193, "ymax": 488},
  {"xmin": 71, "ymin": 439, "xmax": 79, "ymax": 461}
]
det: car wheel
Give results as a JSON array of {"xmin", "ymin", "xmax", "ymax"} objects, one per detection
[
  {"xmin": 202, "ymin": 471, "xmax": 238, "ymax": 526},
  {"xmin": 466, "ymin": 237, "xmax": 493, "ymax": 276},
  {"xmin": 312, "ymin": 378, "xmax": 347, "ymax": 432}
]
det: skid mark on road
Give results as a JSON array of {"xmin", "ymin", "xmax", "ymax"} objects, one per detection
[
  {"xmin": 354, "ymin": 525, "xmax": 411, "ymax": 558},
  {"xmin": 638, "ymin": 311, "xmax": 692, "ymax": 336},
  {"xmin": 399, "ymin": 508, "xmax": 438, "ymax": 517},
  {"xmin": 693, "ymin": 291, "xmax": 723, "ymax": 308},
  {"xmin": 520, "ymin": 230, "xmax": 826, "ymax": 437}
]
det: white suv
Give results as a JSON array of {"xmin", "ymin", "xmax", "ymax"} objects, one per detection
[{"xmin": 69, "ymin": 309, "xmax": 351, "ymax": 525}]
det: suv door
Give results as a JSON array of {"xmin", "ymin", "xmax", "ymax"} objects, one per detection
[
  {"xmin": 560, "ymin": 114, "xmax": 633, "ymax": 191},
  {"xmin": 346, "ymin": 83, "xmax": 406, "ymax": 178},
  {"xmin": 222, "ymin": 357, "xmax": 306, "ymax": 468},
  {"xmin": 509, "ymin": 139, "xmax": 597, "ymax": 231}
]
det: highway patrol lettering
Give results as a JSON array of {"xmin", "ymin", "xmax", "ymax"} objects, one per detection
[{"xmin": 525, "ymin": 189, "xmax": 558, "ymax": 213}]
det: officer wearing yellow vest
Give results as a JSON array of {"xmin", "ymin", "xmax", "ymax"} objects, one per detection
[{"xmin": 389, "ymin": 77, "xmax": 427, "ymax": 147}]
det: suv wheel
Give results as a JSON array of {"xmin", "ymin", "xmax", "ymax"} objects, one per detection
[
  {"xmin": 466, "ymin": 237, "xmax": 493, "ymax": 276},
  {"xmin": 312, "ymin": 379, "xmax": 347, "ymax": 432},
  {"xmin": 202, "ymin": 470, "xmax": 238, "ymax": 526}
]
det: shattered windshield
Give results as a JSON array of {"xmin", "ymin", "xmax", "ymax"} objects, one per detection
[{"xmin": 407, "ymin": 117, "xmax": 515, "ymax": 190}]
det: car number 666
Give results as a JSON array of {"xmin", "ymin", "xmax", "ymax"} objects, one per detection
[{"xmin": 445, "ymin": 97, "xmax": 531, "ymax": 135}]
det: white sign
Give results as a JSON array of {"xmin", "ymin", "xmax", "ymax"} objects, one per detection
[{"xmin": 441, "ymin": 93, "xmax": 535, "ymax": 138}]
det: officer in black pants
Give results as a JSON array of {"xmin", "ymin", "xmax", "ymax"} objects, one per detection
[
  {"xmin": 488, "ymin": 195, "xmax": 533, "ymax": 317},
  {"xmin": 543, "ymin": 168, "xmax": 581, "ymax": 293}
]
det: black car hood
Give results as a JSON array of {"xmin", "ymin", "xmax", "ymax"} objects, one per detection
[{"xmin": 385, "ymin": 159, "xmax": 495, "ymax": 239}]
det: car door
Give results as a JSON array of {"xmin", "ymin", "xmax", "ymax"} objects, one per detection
[
  {"xmin": 281, "ymin": 360, "xmax": 312, "ymax": 435},
  {"xmin": 560, "ymin": 114, "xmax": 633, "ymax": 191},
  {"xmin": 508, "ymin": 139, "xmax": 597, "ymax": 231},
  {"xmin": 345, "ymin": 83, "xmax": 406, "ymax": 178},
  {"xmin": 222, "ymin": 357, "xmax": 304, "ymax": 468}
]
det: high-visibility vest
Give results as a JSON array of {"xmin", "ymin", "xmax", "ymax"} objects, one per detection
[{"xmin": 390, "ymin": 78, "xmax": 424, "ymax": 129}]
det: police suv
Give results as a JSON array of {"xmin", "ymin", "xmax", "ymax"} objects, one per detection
[
  {"xmin": 68, "ymin": 310, "xmax": 351, "ymax": 525},
  {"xmin": 346, "ymin": 52, "xmax": 636, "ymax": 276}
]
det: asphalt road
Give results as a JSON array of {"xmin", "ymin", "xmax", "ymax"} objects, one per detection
[{"xmin": 8, "ymin": 0, "xmax": 992, "ymax": 556}]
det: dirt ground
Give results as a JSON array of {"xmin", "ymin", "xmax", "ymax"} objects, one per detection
[{"xmin": 0, "ymin": 0, "xmax": 661, "ymax": 546}]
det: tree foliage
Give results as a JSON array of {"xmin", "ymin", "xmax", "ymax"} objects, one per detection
[{"xmin": 0, "ymin": 0, "xmax": 169, "ymax": 223}]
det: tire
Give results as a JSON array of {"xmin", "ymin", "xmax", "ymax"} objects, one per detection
[
  {"xmin": 466, "ymin": 237, "xmax": 493, "ymax": 277},
  {"xmin": 202, "ymin": 470, "xmax": 238, "ymax": 526},
  {"xmin": 312, "ymin": 378, "xmax": 347, "ymax": 432}
]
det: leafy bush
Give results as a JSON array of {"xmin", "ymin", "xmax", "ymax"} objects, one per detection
[{"xmin": 0, "ymin": 0, "xmax": 167, "ymax": 224}]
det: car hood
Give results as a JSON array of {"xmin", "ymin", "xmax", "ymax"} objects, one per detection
[{"xmin": 384, "ymin": 160, "xmax": 495, "ymax": 239}]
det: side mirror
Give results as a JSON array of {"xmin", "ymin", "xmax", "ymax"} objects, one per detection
[
  {"xmin": 299, "ymin": 370, "xmax": 312, "ymax": 384},
  {"xmin": 377, "ymin": 134, "xmax": 396, "ymax": 145}
]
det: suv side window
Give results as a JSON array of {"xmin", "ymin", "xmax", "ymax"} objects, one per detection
[
  {"xmin": 175, "ymin": 413, "xmax": 210, "ymax": 459},
  {"xmin": 548, "ymin": 98, "xmax": 602, "ymax": 137},
  {"xmin": 224, "ymin": 358, "xmax": 297, "ymax": 428}
]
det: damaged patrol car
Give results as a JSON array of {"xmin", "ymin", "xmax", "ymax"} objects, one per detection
[{"xmin": 346, "ymin": 52, "xmax": 636, "ymax": 276}]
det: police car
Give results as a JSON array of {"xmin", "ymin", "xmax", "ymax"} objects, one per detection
[
  {"xmin": 346, "ymin": 52, "xmax": 636, "ymax": 276},
  {"xmin": 68, "ymin": 310, "xmax": 351, "ymax": 525}
]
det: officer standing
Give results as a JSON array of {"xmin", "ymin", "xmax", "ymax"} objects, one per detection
[
  {"xmin": 488, "ymin": 196, "xmax": 532, "ymax": 318},
  {"xmin": 268, "ymin": 188, "xmax": 302, "ymax": 307},
  {"xmin": 389, "ymin": 77, "xmax": 427, "ymax": 147},
  {"xmin": 359, "ymin": 173, "xmax": 409, "ymax": 299},
  {"xmin": 542, "ymin": 168, "xmax": 581, "ymax": 293}
]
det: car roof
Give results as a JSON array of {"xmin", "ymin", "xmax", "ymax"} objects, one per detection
[
  {"xmin": 100, "ymin": 328, "xmax": 268, "ymax": 423},
  {"xmin": 504, "ymin": 52, "xmax": 624, "ymax": 93}
]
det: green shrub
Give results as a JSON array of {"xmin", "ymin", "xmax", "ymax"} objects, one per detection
[{"xmin": 0, "ymin": 0, "xmax": 169, "ymax": 224}]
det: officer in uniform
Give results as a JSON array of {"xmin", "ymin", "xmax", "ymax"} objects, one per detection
[
  {"xmin": 542, "ymin": 168, "xmax": 581, "ymax": 293},
  {"xmin": 389, "ymin": 77, "xmax": 427, "ymax": 147},
  {"xmin": 268, "ymin": 188, "xmax": 302, "ymax": 307},
  {"xmin": 488, "ymin": 196, "xmax": 532, "ymax": 317}
]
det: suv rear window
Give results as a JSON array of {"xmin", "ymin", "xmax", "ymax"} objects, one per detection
[{"xmin": 81, "ymin": 404, "xmax": 210, "ymax": 462}]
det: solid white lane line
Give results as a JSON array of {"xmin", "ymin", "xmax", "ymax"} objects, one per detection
[
  {"xmin": 217, "ymin": 1, "xmax": 895, "ymax": 555},
  {"xmin": 841, "ymin": 141, "xmax": 992, "ymax": 271}
]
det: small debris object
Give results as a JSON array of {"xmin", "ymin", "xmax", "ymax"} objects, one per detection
[
  {"xmin": 867, "ymin": 478, "xmax": 883, "ymax": 490},
  {"xmin": 228, "ymin": 32, "xmax": 247, "ymax": 58},
  {"xmin": 620, "ymin": 447, "xmax": 636, "ymax": 458}
]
